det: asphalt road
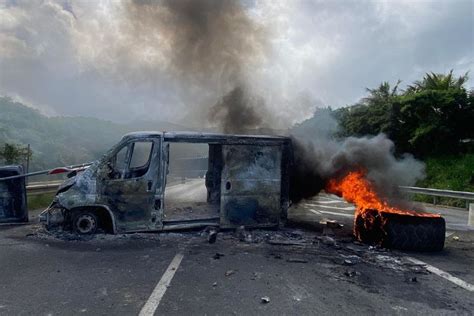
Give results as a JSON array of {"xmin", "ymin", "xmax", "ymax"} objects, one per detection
[{"xmin": 0, "ymin": 181, "xmax": 473, "ymax": 315}]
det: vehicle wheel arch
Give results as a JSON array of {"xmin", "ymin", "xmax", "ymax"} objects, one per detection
[{"xmin": 68, "ymin": 205, "xmax": 116, "ymax": 234}]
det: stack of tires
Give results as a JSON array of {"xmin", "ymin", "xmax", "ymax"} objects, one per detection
[{"xmin": 354, "ymin": 209, "xmax": 445, "ymax": 252}]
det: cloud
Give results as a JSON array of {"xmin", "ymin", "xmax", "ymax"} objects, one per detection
[{"xmin": 0, "ymin": 0, "xmax": 472, "ymax": 127}]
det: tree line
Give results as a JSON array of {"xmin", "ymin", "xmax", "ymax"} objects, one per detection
[{"xmin": 334, "ymin": 71, "xmax": 474, "ymax": 157}]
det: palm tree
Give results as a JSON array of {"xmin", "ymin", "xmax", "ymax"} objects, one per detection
[
  {"xmin": 363, "ymin": 80, "xmax": 401, "ymax": 105},
  {"xmin": 406, "ymin": 70, "xmax": 469, "ymax": 92}
]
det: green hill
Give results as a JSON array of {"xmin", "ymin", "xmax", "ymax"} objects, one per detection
[{"xmin": 0, "ymin": 96, "xmax": 196, "ymax": 172}]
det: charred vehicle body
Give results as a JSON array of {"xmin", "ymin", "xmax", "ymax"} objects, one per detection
[{"xmin": 40, "ymin": 132, "xmax": 291, "ymax": 234}]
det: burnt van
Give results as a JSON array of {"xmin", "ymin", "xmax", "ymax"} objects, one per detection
[{"xmin": 40, "ymin": 132, "xmax": 292, "ymax": 234}]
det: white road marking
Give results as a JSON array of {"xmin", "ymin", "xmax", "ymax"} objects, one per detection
[
  {"xmin": 319, "ymin": 210, "xmax": 354, "ymax": 217},
  {"xmin": 308, "ymin": 209, "xmax": 354, "ymax": 218},
  {"xmin": 310, "ymin": 200, "xmax": 341, "ymax": 205},
  {"xmin": 304, "ymin": 203, "xmax": 355, "ymax": 211},
  {"xmin": 406, "ymin": 257, "xmax": 474, "ymax": 292},
  {"xmin": 308, "ymin": 209, "xmax": 322, "ymax": 214},
  {"xmin": 139, "ymin": 253, "xmax": 184, "ymax": 316}
]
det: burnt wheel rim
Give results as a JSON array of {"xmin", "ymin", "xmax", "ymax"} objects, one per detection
[{"xmin": 75, "ymin": 214, "xmax": 97, "ymax": 234}]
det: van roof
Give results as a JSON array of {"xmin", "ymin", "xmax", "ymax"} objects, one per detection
[{"xmin": 123, "ymin": 131, "xmax": 290, "ymax": 144}]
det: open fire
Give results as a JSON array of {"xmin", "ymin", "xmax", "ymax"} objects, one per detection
[{"xmin": 326, "ymin": 170, "xmax": 445, "ymax": 251}]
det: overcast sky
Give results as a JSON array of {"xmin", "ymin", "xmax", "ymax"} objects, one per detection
[{"xmin": 0, "ymin": 0, "xmax": 472, "ymax": 128}]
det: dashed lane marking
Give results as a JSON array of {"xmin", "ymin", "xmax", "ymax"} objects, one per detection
[
  {"xmin": 406, "ymin": 257, "xmax": 474, "ymax": 292},
  {"xmin": 139, "ymin": 253, "xmax": 184, "ymax": 316}
]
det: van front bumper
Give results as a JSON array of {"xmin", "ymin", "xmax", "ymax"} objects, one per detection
[{"xmin": 39, "ymin": 205, "xmax": 65, "ymax": 227}]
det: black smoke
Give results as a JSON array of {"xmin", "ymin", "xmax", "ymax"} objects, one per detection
[
  {"xmin": 125, "ymin": 1, "xmax": 425, "ymax": 205},
  {"xmin": 289, "ymin": 133, "xmax": 425, "ymax": 206}
]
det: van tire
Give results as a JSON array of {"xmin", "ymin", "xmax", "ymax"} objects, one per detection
[{"xmin": 72, "ymin": 211, "xmax": 99, "ymax": 235}]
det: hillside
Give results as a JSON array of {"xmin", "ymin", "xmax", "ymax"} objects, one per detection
[{"xmin": 0, "ymin": 97, "xmax": 196, "ymax": 171}]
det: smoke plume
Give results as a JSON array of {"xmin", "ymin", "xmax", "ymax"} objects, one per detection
[
  {"xmin": 209, "ymin": 85, "xmax": 271, "ymax": 133},
  {"xmin": 289, "ymin": 133, "xmax": 425, "ymax": 206},
  {"xmin": 128, "ymin": 0, "xmax": 426, "ymax": 202},
  {"xmin": 124, "ymin": 0, "xmax": 269, "ymax": 131}
]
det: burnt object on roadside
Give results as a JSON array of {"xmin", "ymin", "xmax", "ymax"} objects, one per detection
[
  {"xmin": 213, "ymin": 253, "xmax": 224, "ymax": 260},
  {"xmin": 40, "ymin": 131, "xmax": 292, "ymax": 235},
  {"xmin": 0, "ymin": 165, "xmax": 27, "ymax": 223},
  {"xmin": 208, "ymin": 228, "xmax": 218, "ymax": 244},
  {"xmin": 261, "ymin": 296, "xmax": 270, "ymax": 304},
  {"xmin": 355, "ymin": 209, "xmax": 446, "ymax": 252}
]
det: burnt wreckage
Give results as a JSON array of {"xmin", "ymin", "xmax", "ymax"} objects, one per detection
[{"xmin": 40, "ymin": 132, "xmax": 291, "ymax": 234}]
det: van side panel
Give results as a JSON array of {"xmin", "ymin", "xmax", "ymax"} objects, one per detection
[{"xmin": 220, "ymin": 144, "xmax": 282, "ymax": 228}]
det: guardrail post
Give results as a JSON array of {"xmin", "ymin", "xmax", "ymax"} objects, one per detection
[{"xmin": 469, "ymin": 203, "xmax": 474, "ymax": 227}]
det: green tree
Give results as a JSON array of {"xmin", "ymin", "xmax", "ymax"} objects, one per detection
[
  {"xmin": 0, "ymin": 143, "xmax": 32, "ymax": 165},
  {"xmin": 336, "ymin": 81, "xmax": 401, "ymax": 139},
  {"xmin": 406, "ymin": 70, "xmax": 469, "ymax": 92},
  {"xmin": 397, "ymin": 79, "xmax": 473, "ymax": 156},
  {"xmin": 336, "ymin": 71, "xmax": 473, "ymax": 156}
]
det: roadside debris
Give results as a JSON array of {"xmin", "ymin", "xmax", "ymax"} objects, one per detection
[
  {"xmin": 261, "ymin": 296, "xmax": 270, "ymax": 304},
  {"xmin": 407, "ymin": 277, "xmax": 418, "ymax": 283},
  {"xmin": 452, "ymin": 236, "xmax": 460, "ymax": 241},
  {"xmin": 250, "ymin": 272, "xmax": 262, "ymax": 280},
  {"xmin": 213, "ymin": 253, "xmax": 225, "ymax": 260},
  {"xmin": 225, "ymin": 270, "xmax": 235, "ymax": 277},
  {"xmin": 235, "ymin": 225, "xmax": 254, "ymax": 243},
  {"xmin": 208, "ymin": 228, "xmax": 218, "ymax": 244},
  {"xmin": 270, "ymin": 253, "xmax": 282, "ymax": 259},
  {"xmin": 344, "ymin": 270, "xmax": 360, "ymax": 277},
  {"xmin": 318, "ymin": 235, "xmax": 338, "ymax": 247},
  {"xmin": 341, "ymin": 255, "xmax": 362, "ymax": 266},
  {"xmin": 320, "ymin": 219, "xmax": 344, "ymax": 229}
]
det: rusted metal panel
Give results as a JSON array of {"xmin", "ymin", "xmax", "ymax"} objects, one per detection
[{"xmin": 220, "ymin": 145, "xmax": 282, "ymax": 228}]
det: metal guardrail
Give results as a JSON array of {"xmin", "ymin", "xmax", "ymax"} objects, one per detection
[
  {"xmin": 400, "ymin": 186, "xmax": 474, "ymax": 209},
  {"xmin": 26, "ymin": 180, "xmax": 63, "ymax": 195},
  {"xmin": 400, "ymin": 186, "xmax": 474, "ymax": 200}
]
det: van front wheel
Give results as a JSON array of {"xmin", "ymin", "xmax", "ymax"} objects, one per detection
[{"xmin": 72, "ymin": 211, "xmax": 98, "ymax": 235}]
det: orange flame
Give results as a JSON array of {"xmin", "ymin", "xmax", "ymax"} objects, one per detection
[{"xmin": 326, "ymin": 170, "xmax": 440, "ymax": 218}]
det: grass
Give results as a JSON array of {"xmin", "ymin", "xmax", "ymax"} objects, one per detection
[
  {"xmin": 415, "ymin": 153, "xmax": 474, "ymax": 207},
  {"xmin": 27, "ymin": 192, "xmax": 55, "ymax": 211}
]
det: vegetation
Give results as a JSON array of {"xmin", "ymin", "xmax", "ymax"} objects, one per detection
[
  {"xmin": 336, "ymin": 71, "xmax": 473, "ymax": 157},
  {"xmin": 415, "ymin": 154, "xmax": 474, "ymax": 207},
  {"xmin": 0, "ymin": 96, "xmax": 197, "ymax": 175},
  {"xmin": 27, "ymin": 192, "xmax": 56, "ymax": 211},
  {"xmin": 299, "ymin": 71, "xmax": 474, "ymax": 198},
  {"xmin": 0, "ymin": 143, "xmax": 32, "ymax": 165}
]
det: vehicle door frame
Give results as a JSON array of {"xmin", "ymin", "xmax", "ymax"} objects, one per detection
[{"xmin": 98, "ymin": 136, "xmax": 162, "ymax": 232}]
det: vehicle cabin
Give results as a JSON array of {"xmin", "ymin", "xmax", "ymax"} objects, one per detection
[{"xmin": 40, "ymin": 132, "xmax": 292, "ymax": 234}]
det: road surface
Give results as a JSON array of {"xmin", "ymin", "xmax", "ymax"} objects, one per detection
[{"xmin": 0, "ymin": 180, "xmax": 473, "ymax": 315}]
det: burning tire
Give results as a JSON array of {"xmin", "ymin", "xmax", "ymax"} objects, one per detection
[{"xmin": 355, "ymin": 209, "xmax": 445, "ymax": 252}]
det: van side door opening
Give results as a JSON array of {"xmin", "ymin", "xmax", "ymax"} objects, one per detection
[{"xmin": 163, "ymin": 143, "xmax": 221, "ymax": 223}]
